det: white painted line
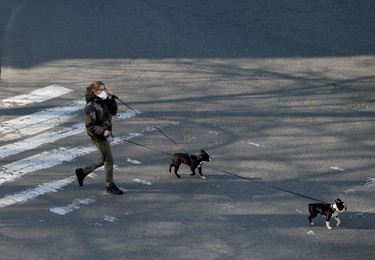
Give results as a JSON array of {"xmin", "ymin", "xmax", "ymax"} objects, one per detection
[
  {"xmin": 0, "ymin": 135, "xmax": 140, "ymax": 185},
  {"xmin": 117, "ymin": 110, "xmax": 141, "ymax": 119},
  {"xmin": 132, "ymin": 179, "xmax": 152, "ymax": 185},
  {"xmin": 248, "ymin": 142, "xmax": 260, "ymax": 147},
  {"xmin": 364, "ymin": 178, "xmax": 375, "ymax": 187},
  {"xmin": 104, "ymin": 215, "xmax": 119, "ymax": 222},
  {"xmin": 0, "ymin": 123, "xmax": 84, "ymax": 159},
  {"xmin": 0, "ymin": 85, "xmax": 73, "ymax": 108},
  {"xmin": 330, "ymin": 166, "xmax": 344, "ymax": 171},
  {"xmin": 306, "ymin": 230, "xmax": 315, "ymax": 235},
  {"xmin": 49, "ymin": 198, "xmax": 96, "ymax": 215},
  {"xmin": 0, "ymin": 110, "xmax": 137, "ymax": 159},
  {"xmin": 0, "ymin": 100, "xmax": 85, "ymax": 141},
  {"xmin": 0, "ymin": 128, "xmax": 157, "ymax": 185},
  {"xmin": 0, "ymin": 111, "xmax": 145, "ymax": 184},
  {"xmin": 127, "ymin": 158, "xmax": 141, "ymax": 164},
  {"xmin": 0, "ymin": 123, "xmax": 174, "ymax": 208},
  {"xmin": 0, "ymin": 145, "xmax": 96, "ymax": 185},
  {"xmin": 0, "ymin": 176, "xmax": 75, "ymax": 208}
]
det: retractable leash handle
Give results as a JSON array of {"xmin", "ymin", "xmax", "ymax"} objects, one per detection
[{"xmin": 113, "ymin": 95, "xmax": 189, "ymax": 154}]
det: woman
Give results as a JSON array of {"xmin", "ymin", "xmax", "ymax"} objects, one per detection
[{"xmin": 75, "ymin": 81, "xmax": 123, "ymax": 195}]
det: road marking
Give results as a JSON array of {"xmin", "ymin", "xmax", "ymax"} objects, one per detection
[
  {"xmin": 0, "ymin": 82, "xmax": 177, "ymax": 208},
  {"xmin": 127, "ymin": 158, "xmax": 141, "ymax": 164},
  {"xmin": 104, "ymin": 215, "xmax": 119, "ymax": 222},
  {"xmin": 306, "ymin": 230, "xmax": 315, "ymax": 235},
  {"xmin": 0, "ymin": 145, "xmax": 96, "ymax": 185},
  {"xmin": 0, "ymin": 110, "xmax": 137, "ymax": 159},
  {"xmin": 0, "ymin": 123, "xmax": 84, "ymax": 159},
  {"xmin": 132, "ymin": 179, "xmax": 152, "ymax": 185},
  {"xmin": 0, "ymin": 176, "xmax": 75, "ymax": 208},
  {"xmin": 0, "ymin": 120, "xmax": 172, "ymax": 185},
  {"xmin": 0, "ymin": 100, "xmax": 85, "ymax": 141},
  {"xmin": 330, "ymin": 166, "xmax": 344, "ymax": 171},
  {"xmin": 364, "ymin": 178, "xmax": 375, "ymax": 187},
  {"xmin": 49, "ymin": 198, "xmax": 96, "ymax": 215},
  {"xmin": 0, "ymin": 85, "xmax": 73, "ymax": 108}
]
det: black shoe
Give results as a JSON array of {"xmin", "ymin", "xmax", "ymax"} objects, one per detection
[
  {"xmin": 106, "ymin": 183, "xmax": 124, "ymax": 195},
  {"xmin": 75, "ymin": 168, "xmax": 85, "ymax": 187}
]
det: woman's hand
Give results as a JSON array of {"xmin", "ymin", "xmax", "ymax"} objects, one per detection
[
  {"xmin": 103, "ymin": 130, "xmax": 112, "ymax": 137},
  {"xmin": 106, "ymin": 89, "xmax": 114, "ymax": 100}
]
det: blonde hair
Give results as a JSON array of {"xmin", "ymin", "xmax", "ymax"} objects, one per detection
[{"xmin": 90, "ymin": 81, "xmax": 105, "ymax": 91}]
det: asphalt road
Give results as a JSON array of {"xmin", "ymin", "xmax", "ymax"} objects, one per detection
[{"xmin": 1, "ymin": 1, "xmax": 374, "ymax": 259}]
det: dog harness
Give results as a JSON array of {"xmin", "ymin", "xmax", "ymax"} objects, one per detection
[
  {"xmin": 189, "ymin": 154, "xmax": 204, "ymax": 169},
  {"xmin": 189, "ymin": 155, "xmax": 197, "ymax": 166}
]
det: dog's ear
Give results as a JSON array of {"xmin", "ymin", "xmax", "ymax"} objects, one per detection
[
  {"xmin": 201, "ymin": 149, "xmax": 206, "ymax": 153},
  {"xmin": 336, "ymin": 198, "xmax": 342, "ymax": 203}
]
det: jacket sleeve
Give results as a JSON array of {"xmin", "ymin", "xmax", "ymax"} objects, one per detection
[
  {"xmin": 105, "ymin": 98, "xmax": 118, "ymax": 116},
  {"xmin": 85, "ymin": 101, "xmax": 105, "ymax": 137}
]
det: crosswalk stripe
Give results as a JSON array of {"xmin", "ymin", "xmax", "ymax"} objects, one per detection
[
  {"xmin": 0, "ymin": 145, "xmax": 95, "ymax": 185},
  {"xmin": 0, "ymin": 124, "xmax": 175, "ymax": 208},
  {"xmin": 0, "ymin": 100, "xmax": 85, "ymax": 141},
  {"xmin": 0, "ymin": 123, "xmax": 84, "ymax": 159},
  {"xmin": 0, "ymin": 129, "xmax": 152, "ymax": 185},
  {"xmin": 0, "ymin": 176, "xmax": 75, "ymax": 208},
  {"xmin": 49, "ymin": 198, "xmax": 97, "ymax": 215},
  {"xmin": 0, "ymin": 85, "xmax": 175, "ymax": 209},
  {"xmin": 0, "ymin": 85, "xmax": 73, "ymax": 108},
  {"xmin": 0, "ymin": 123, "xmax": 172, "ymax": 208},
  {"xmin": 0, "ymin": 110, "xmax": 138, "ymax": 160}
]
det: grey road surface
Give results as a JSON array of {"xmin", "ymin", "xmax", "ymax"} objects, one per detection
[{"xmin": 0, "ymin": 1, "xmax": 374, "ymax": 259}]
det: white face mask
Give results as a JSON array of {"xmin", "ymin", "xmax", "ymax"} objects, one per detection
[{"xmin": 97, "ymin": 90, "xmax": 107, "ymax": 100}]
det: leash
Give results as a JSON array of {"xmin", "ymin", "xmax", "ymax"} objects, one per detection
[
  {"xmin": 113, "ymin": 95, "xmax": 327, "ymax": 204},
  {"xmin": 123, "ymin": 139, "xmax": 173, "ymax": 156},
  {"xmin": 114, "ymin": 95, "xmax": 189, "ymax": 154},
  {"xmin": 208, "ymin": 166, "xmax": 327, "ymax": 203}
]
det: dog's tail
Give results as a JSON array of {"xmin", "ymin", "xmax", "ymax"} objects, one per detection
[
  {"xmin": 307, "ymin": 203, "xmax": 314, "ymax": 214},
  {"xmin": 307, "ymin": 203, "xmax": 315, "ymax": 212}
]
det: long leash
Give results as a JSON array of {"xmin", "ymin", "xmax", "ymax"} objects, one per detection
[
  {"xmin": 209, "ymin": 166, "xmax": 327, "ymax": 203},
  {"xmin": 123, "ymin": 139, "xmax": 173, "ymax": 156},
  {"xmin": 114, "ymin": 95, "xmax": 327, "ymax": 204},
  {"xmin": 114, "ymin": 95, "xmax": 188, "ymax": 153}
]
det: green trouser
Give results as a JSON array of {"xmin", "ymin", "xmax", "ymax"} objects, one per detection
[{"xmin": 82, "ymin": 139, "xmax": 114, "ymax": 185}]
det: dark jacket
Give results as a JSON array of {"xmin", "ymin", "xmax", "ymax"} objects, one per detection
[{"xmin": 84, "ymin": 87, "xmax": 118, "ymax": 140}]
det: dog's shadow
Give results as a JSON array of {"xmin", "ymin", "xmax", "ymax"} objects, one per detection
[
  {"xmin": 344, "ymin": 211, "xmax": 375, "ymax": 230},
  {"xmin": 222, "ymin": 211, "xmax": 375, "ymax": 231},
  {"xmin": 311, "ymin": 211, "xmax": 375, "ymax": 230}
]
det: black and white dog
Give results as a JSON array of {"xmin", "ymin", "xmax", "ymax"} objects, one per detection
[
  {"xmin": 169, "ymin": 150, "xmax": 211, "ymax": 179},
  {"xmin": 308, "ymin": 198, "xmax": 347, "ymax": 230}
]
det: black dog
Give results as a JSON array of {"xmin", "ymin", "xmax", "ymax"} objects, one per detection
[
  {"xmin": 308, "ymin": 198, "xmax": 347, "ymax": 230},
  {"xmin": 169, "ymin": 150, "xmax": 211, "ymax": 179}
]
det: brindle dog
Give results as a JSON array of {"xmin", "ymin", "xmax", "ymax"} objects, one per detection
[{"xmin": 169, "ymin": 150, "xmax": 211, "ymax": 179}]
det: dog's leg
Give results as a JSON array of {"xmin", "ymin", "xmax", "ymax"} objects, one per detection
[
  {"xmin": 325, "ymin": 215, "xmax": 333, "ymax": 230},
  {"xmin": 308, "ymin": 216, "xmax": 315, "ymax": 226},
  {"xmin": 174, "ymin": 165, "xmax": 181, "ymax": 178},
  {"xmin": 198, "ymin": 165, "xmax": 206, "ymax": 180},
  {"xmin": 189, "ymin": 168, "xmax": 196, "ymax": 176},
  {"xmin": 334, "ymin": 217, "xmax": 341, "ymax": 227},
  {"xmin": 331, "ymin": 211, "xmax": 341, "ymax": 227},
  {"xmin": 325, "ymin": 221, "xmax": 332, "ymax": 230},
  {"xmin": 169, "ymin": 163, "xmax": 174, "ymax": 173},
  {"xmin": 308, "ymin": 205, "xmax": 317, "ymax": 226}
]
